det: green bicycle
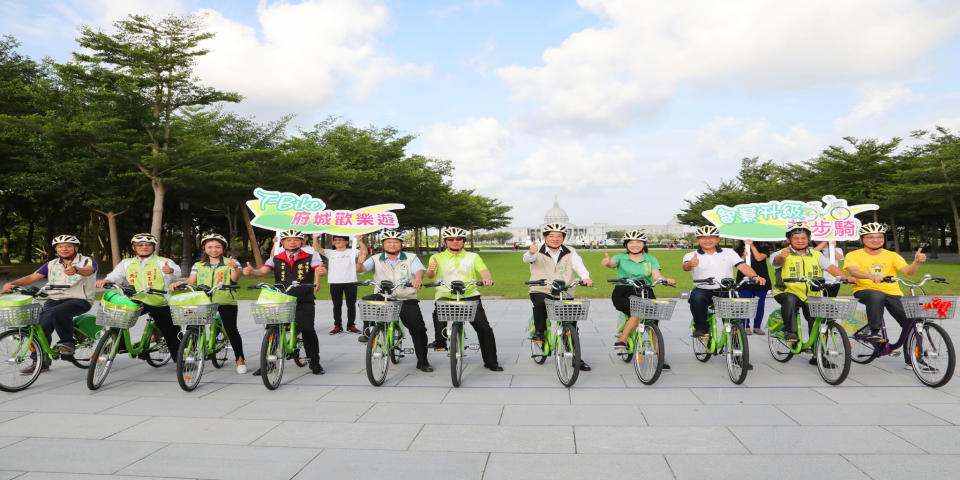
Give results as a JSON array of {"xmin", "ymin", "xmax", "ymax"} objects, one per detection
[
  {"xmin": 525, "ymin": 279, "xmax": 588, "ymax": 387},
  {"xmin": 249, "ymin": 282, "xmax": 313, "ymax": 390},
  {"xmin": 0, "ymin": 285, "xmax": 102, "ymax": 392},
  {"xmin": 171, "ymin": 283, "xmax": 239, "ymax": 391},
  {"xmin": 355, "ymin": 280, "xmax": 413, "ymax": 386},
  {"xmin": 690, "ymin": 277, "xmax": 755, "ymax": 385},
  {"xmin": 87, "ymin": 283, "xmax": 174, "ymax": 390},
  {"xmin": 424, "ymin": 280, "xmax": 483, "ymax": 387},
  {"xmin": 608, "ymin": 278, "xmax": 676, "ymax": 385},
  {"xmin": 766, "ymin": 277, "xmax": 852, "ymax": 385}
]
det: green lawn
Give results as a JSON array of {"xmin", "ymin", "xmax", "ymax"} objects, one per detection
[{"xmin": 7, "ymin": 249, "xmax": 960, "ymax": 300}]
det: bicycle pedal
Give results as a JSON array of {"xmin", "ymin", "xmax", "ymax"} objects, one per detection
[
  {"xmin": 403, "ymin": 348, "xmax": 414, "ymax": 354},
  {"xmin": 468, "ymin": 344, "xmax": 481, "ymax": 351},
  {"xmin": 891, "ymin": 350, "xmax": 902, "ymax": 357}
]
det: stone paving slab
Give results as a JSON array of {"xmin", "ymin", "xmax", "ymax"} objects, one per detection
[
  {"xmin": 882, "ymin": 425, "xmax": 960, "ymax": 453},
  {"xmin": 666, "ymin": 454, "xmax": 870, "ymax": 480},
  {"xmin": 640, "ymin": 404, "xmax": 796, "ymax": 426},
  {"xmin": 293, "ymin": 449, "xmax": 487, "ymax": 480},
  {"xmin": 0, "ymin": 412, "xmax": 148, "ymax": 439},
  {"xmin": 110, "ymin": 416, "xmax": 280, "ymax": 445},
  {"xmin": 777, "ymin": 404, "xmax": 950, "ymax": 426},
  {"xmin": 358, "ymin": 402, "xmax": 503, "ymax": 425},
  {"xmin": 254, "ymin": 421, "xmax": 422, "ymax": 450},
  {"xmin": 730, "ymin": 426, "xmax": 925, "ymax": 454},
  {"xmin": 119, "ymin": 443, "xmax": 320, "ymax": 480},
  {"xmin": 0, "ymin": 393, "xmax": 137, "ymax": 414},
  {"xmin": 100, "ymin": 396, "xmax": 251, "ymax": 418},
  {"xmin": 226, "ymin": 399, "xmax": 373, "ymax": 422},
  {"xmin": 410, "ymin": 424, "xmax": 575, "ymax": 453},
  {"xmin": 844, "ymin": 454, "xmax": 960, "ymax": 480},
  {"xmin": 0, "ymin": 438, "xmax": 165, "ymax": 474},
  {"xmin": 500, "ymin": 404, "xmax": 646, "ymax": 426},
  {"xmin": 484, "ymin": 453, "xmax": 674, "ymax": 480}
]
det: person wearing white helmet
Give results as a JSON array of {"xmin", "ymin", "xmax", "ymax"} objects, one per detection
[
  {"xmin": 425, "ymin": 227, "xmax": 502, "ymax": 371},
  {"xmin": 524, "ymin": 223, "xmax": 594, "ymax": 371},
  {"xmin": 97, "ymin": 233, "xmax": 182, "ymax": 357},
  {"xmin": 682, "ymin": 225, "xmax": 766, "ymax": 337},
  {"xmin": 355, "ymin": 230, "xmax": 433, "ymax": 372},
  {"xmin": 844, "ymin": 223, "xmax": 928, "ymax": 358},
  {"xmin": 243, "ymin": 229, "xmax": 328, "ymax": 375},
  {"xmin": 3, "ymin": 235, "xmax": 98, "ymax": 371},
  {"xmin": 170, "ymin": 234, "xmax": 247, "ymax": 374}
]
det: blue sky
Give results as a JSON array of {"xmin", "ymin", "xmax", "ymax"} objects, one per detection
[{"xmin": 4, "ymin": 0, "xmax": 960, "ymax": 228}]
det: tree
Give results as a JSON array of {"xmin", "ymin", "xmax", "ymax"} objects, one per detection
[
  {"xmin": 74, "ymin": 14, "xmax": 240, "ymax": 238},
  {"xmin": 899, "ymin": 127, "xmax": 960, "ymax": 256}
]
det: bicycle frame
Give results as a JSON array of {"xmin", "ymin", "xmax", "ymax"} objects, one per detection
[{"xmin": 856, "ymin": 276, "xmax": 942, "ymax": 356}]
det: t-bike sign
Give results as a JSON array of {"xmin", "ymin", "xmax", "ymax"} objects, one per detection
[
  {"xmin": 701, "ymin": 195, "xmax": 879, "ymax": 241},
  {"xmin": 246, "ymin": 188, "xmax": 404, "ymax": 234}
]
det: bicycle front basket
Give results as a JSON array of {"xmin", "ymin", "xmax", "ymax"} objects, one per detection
[
  {"xmin": 252, "ymin": 301, "xmax": 297, "ymax": 325},
  {"xmin": 171, "ymin": 303, "xmax": 220, "ymax": 326},
  {"xmin": 806, "ymin": 296, "xmax": 858, "ymax": 320},
  {"xmin": 712, "ymin": 297, "xmax": 758, "ymax": 320},
  {"xmin": 0, "ymin": 303, "xmax": 41, "ymax": 328},
  {"xmin": 628, "ymin": 296, "xmax": 677, "ymax": 321},
  {"xmin": 96, "ymin": 301, "xmax": 143, "ymax": 329},
  {"xmin": 545, "ymin": 298, "xmax": 590, "ymax": 323},
  {"xmin": 357, "ymin": 300, "xmax": 403, "ymax": 324},
  {"xmin": 434, "ymin": 300, "xmax": 479, "ymax": 323},
  {"xmin": 901, "ymin": 295, "xmax": 959, "ymax": 320}
]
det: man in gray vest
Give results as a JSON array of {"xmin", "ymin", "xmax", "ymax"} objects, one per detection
[
  {"xmin": 356, "ymin": 230, "xmax": 433, "ymax": 372},
  {"xmin": 523, "ymin": 223, "xmax": 594, "ymax": 371}
]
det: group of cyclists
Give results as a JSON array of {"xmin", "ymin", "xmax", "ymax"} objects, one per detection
[{"xmin": 0, "ymin": 217, "xmax": 933, "ymax": 380}]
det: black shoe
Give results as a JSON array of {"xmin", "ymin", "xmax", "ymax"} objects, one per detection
[
  {"xmin": 252, "ymin": 368, "xmax": 261, "ymax": 376},
  {"xmin": 747, "ymin": 363, "xmax": 754, "ymax": 370},
  {"xmin": 57, "ymin": 342, "xmax": 76, "ymax": 355},
  {"xmin": 309, "ymin": 361, "xmax": 324, "ymax": 375},
  {"xmin": 784, "ymin": 332, "xmax": 799, "ymax": 343},
  {"xmin": 579, "ymin": 360, "xmax": 591, "ymax": 372},
  {"xmin": 346, "ymin": 325, "xmax": 361, "ymax": 334},
  {"xmin": 486, "ymin": 364, "xmax": 504, "ymax": 372},
  {"xmin": 866, "ymin": 331, "xmax": 886, "ymax": 342},
  {"xmin": 430, "ymin": 340, "xmax": 447, "ymax": 351},
  {"xmin": 809, "ymin": 356, "xmax": 818, "ymax": 365},
  {"xmin": 532, "ymin": 332, "xmax": 545, "ymax": 344},
  {"xmin": 691, "ymin": 329, "xmax": 708, "ymax": 337},
  {"xmin": 329, "ymin": 326, "xmax": 343, "ymax": 335},
  {"xmin": 417, "ymin": 362, "xmax": 434, "ymax": 372},
  {"xmin": 662, "ymin": 363, "xmax": 671, "ymax": 371}
]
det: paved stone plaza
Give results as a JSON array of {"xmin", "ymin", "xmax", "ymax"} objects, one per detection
[{"xmin": 2, "ymin": 299, "xmax": 959, "ymax": 479}]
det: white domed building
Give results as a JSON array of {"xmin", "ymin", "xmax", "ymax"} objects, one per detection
[{"xmin": 501, "ymin": 198, "xmax": 688, "ymax": 246}]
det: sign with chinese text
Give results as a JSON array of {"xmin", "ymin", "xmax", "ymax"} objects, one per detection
[
  {"xmin": 701, "ymin": 195, "xmax": 879, "ymax": 241},
  {"xmin": 246, "ymin": 188, "xmax": 403, "ymax": 234}
]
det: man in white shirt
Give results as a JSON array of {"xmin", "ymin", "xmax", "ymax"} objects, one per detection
[
  {"xmin": 523, "ymin": 223, "xmax": 593, "ymax": 370},
  {"xmin": 682, "ymin": 226, "xmax": 766, "ymax": 337},
  {"xmin": 313, "ymin": 234, "xmax": 362, "ymax": 334}
]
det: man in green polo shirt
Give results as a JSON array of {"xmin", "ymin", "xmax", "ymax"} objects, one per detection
[{"xmin": 425, "ymin": 227, "xmax": 502, "ymax": 371}]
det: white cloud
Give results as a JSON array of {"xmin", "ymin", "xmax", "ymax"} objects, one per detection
[
  {"xmin": 418, "ymin": 117, "xmax": 510, "ymax": 190},
  {"xmin": 464, "ymin": 37, "xmax": 496, "ymax": 75},
  {"xmin": 192, "ymin": 1, "xmax": 430, "ymax": 117},
  {"xmin": 835, "ymin": 86, "xmax": 922, "ymax": 129},
  {"xmin": 698, "ymin": 117, "xmax": 822, "ymax": 164},
  {"xmin": 497, "ymin": 0, "xmax": 960, "ymax": 132},
  {"xmin": 429, "ymin": 0, "xmax": 500, "ymax": 19},
  {"xmin": 511, "ymin": 141, "xmax": 635, "ymax": 192},
  {"xmin": 94, "ymin": 0, "xmax": 184, "ymax": 24}
]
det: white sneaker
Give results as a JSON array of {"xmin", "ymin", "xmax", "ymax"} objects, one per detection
[{"xmin": 236, "ymin": 364, "xmax": 247, "ymax": 374}]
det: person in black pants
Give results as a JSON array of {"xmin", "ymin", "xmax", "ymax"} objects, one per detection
[
  {"xmin": 314, "ymin": 234, "xmax": 361, "ymax": 334},
  {"xmin": 243, "ymin": 230, "xmax": 327, "ymax": 375}
]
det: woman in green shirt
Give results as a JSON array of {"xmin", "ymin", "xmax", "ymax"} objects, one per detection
[{"xmin": 601, "ymin": 230, "xmax": 675, "ymax": 368}]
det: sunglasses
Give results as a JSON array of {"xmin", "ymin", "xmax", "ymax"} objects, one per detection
[{"xmin": 133, "ymin": 243, "xmax": 154, "ymax": 247}]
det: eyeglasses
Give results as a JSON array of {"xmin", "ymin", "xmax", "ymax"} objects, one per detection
[
  {"xmin": 133, "ymin": 243, "xmax": 154, "ymax": 247},
  {"xmin": 446, "ymin": 238, "xmax": 465, "ymax": 242}
]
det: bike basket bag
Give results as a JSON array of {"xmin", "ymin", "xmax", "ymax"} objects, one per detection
[
  {"xmin": 901, "ymin": 296, "xmax": 959, "ymax": 320},
  {"xmin": 0, "ymin": 303, "xmax": 41, "ymax": 327},
  {"xmin": 96, "ymin": 293, "xmax": 142, "ymax": 329},
  {"xmin": 434, "ymin": 299, "xmax": 479, "ymax": 323},
  {"xmin": 629, "ymin": 297, "xmax": 677, "ymax": 321},
  {"xmin": 712, "ymin": 297, "xmax": 759, "ymax": 319},
  {"xmin": 545, "ymin": 298, "xmax": 591, "ymax": 323},
  {"xmin": 358, "ymin": 300, "xmax": 403, "ymax": 324},
  {"xmin": 169, "ymin": 291, "xmax": 212, "ymax": 306},
  {"xmin": 0, "ymin": 294, "xmax": 32, "ymax": 307},
  {"xmin": 255, "ymin": 288, "xmax": 297, "ymax": 305},
  {"xmin": 806, "ymin": 296, "xmax": 858, "ymax": 320},
  {"xmin": 171, "ymin": 303, "xmax": 219, "ymax": 326}
]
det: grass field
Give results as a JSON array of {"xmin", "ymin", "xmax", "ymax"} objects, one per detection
[{"xmin": 5, "ymin": 249, "xmax": 960, "ymax": 300}]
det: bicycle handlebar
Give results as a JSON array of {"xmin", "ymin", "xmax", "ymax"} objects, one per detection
[
  {"xmin": 606, "ymin": 278, "xmax": 674, "ymax": 288},
  {"xmin": 247, "ymin": 282, "xmax": 315, "ymax": 293}
]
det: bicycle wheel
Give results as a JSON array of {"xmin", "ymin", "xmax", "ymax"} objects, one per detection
[
  {"xmin": 907, "ymin": 322, "xmax": 956, "ymax": 388},
  {"xmin": 210, "ymin": 322, "xmax": 228, "ymax": 369},
  {"xmin": 449, "ymin": 322, "xmax": 464, "ymax": 387},
  {"xmin": 530, "ymin": 331, "xmax": 547, "ymax": 365},
  {"xmin": 830, "ymin": 206, "xmax": 851, "ymax": 220},
  {"xmin": 289, "ymin": 334, "xmax": 308, "ymax": 368},
  {"xmin": 635, "ymin": 323, "xmax": 664, "ymax": 385},
  {"xmin": 692, "ymin": 324, "xmax": 712, "ymax": 362},
  {"xmin": 767, "ymin": 330, "xmax": 794, "ymax": 363},
  {"xmin": 389, "ymin": 324, "xmax": 402, "ymax": 365},
  {"xmin": 0, "ymin": 329, "xmax": 43, "ymax": 392},
  {"xmin": 365, "ymin": 324, "xmax": 389, "ymax": 386},
  {"xmin": 555, "ymin": 324, "xmax": 581, "ymax": 387},
  {"xmin": 176, "ymin": 328, "xmax": 205, "ymax": 392},
  {"xmin": 68, "ymin": 328, "xmax": 98, "ymax": 369},
  {"xmin": 815, "ymin": 321, "xmax": 851, "ymax": 385},
  {"xmin": 144, "ymin": 326, "xmax": 171, "ymax": 367},
  {"xmin": 87, "ymin": 328, "xmax": 120, "ymax": 390},
  {"xmin": 260, "ymin": 326, "xmax": 285, "ymax": 390},
  {"xmin": 726, "ymin": 322, "xmax": 749, "ymax": 385},
  {"xmin": 850, "ymin": 326, "xmax": 879, "ymax": 364}
]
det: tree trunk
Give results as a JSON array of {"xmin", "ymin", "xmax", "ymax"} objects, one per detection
[
  {"xmin": 241, "ymin": 202, "xmax": 263, "ymax": 266},
  {"xmin": 226, "ymin": 205, "xmax": 239, "ymax": 256},
  {"xmin": 890, "ymin": 214, "xmax": 900, "ymax": 253},
  {"xmin": 23, "ymin": 218, "xmax": 35, "ymax": 263},
  {"xmin": 414, "ymin": 228, "xmax": 421, "ymax": 256},
  {"xmin": 470, "ymin": 228, "xmax": 475, "ymax": 251},
  {"xmin": 181, "ymin": 211, "xmax": 193, "ymax": 273},
  {"xmin": 150, "ymin": 178, "xmax": 166, "ymax": 238},
  {"xmin": 99, "ymin": 211, "xmax": 122, "ymax": 267},
  {"xmin": 948, "ymin": 195, "xmax": 960, "ymax": 259}
]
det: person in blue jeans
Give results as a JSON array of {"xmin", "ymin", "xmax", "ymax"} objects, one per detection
[{"xmin": 735, "ymin": 240, "xmax": 771, "ymax": 335}]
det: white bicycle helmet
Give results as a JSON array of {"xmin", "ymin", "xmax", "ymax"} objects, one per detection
[
  {"xmin": 130, "ymin": 233, "xmax": 158, "ymax": 245},
  {"xmin": 695, "ymin": 225, "xmax": 720, "ymax": 237},
  {"xmin": 858, "ymin": 222, "xmax": 887, "ymax": 236},
  {"xmin": 278, "ymin": 229, "xmax": 304, "ymax": 240},
  {"xmin": 622, "ymin": 230, "xmax": 647, "ymax": 242},
  {"xmin": 440, "ymin": 227, "xmax": 468, "ymax": 239},
  {"xmin": 785, "ymin": 222, "xmax": 811, "ymax": 238},
  {"xmin": 51, "ymin": 235, "xmax": 80, "ymax": 246},
  {"xmin": 201, "ymin": 233, "xmax": 228, "ymax": 248},
  {"xmin": 380, "ymin": 230, "xmax": 404, "ymax": 241},
  {"xmin": 541, "ymin": 223, "xmax": 567, "ymax": 236}
]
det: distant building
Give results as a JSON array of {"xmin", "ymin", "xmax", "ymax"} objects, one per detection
[{"xmin": 499, "ymin": 198, "xmax": 689, "ymax": 245}]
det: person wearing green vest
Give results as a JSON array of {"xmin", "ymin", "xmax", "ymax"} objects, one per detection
[
  {"xmin": 602, "ymin": 230, "xmax": 676, "ymax": 369},
  {"xmin": 425, "ymin": 227, "xmax": 502, "ymax": 371},
  {"xmin": 97, "ymin": 233, "xmax": 182, "ymax": 357},
  {"xmin": 169, "ymin": 234, "xmax": 246, "ymax": 374},
  {"xmin": 772, "ymin": 223, "xmax": 848, "ymax": 355}
]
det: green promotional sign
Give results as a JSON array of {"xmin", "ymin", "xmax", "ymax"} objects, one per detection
[
  {"xmin": 246, "ymin": 188, "xmax": 404, "ymax": 234},
  {"xmin": 701, "ymin": 195, "xmax": 879, "ymax": 241}
]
